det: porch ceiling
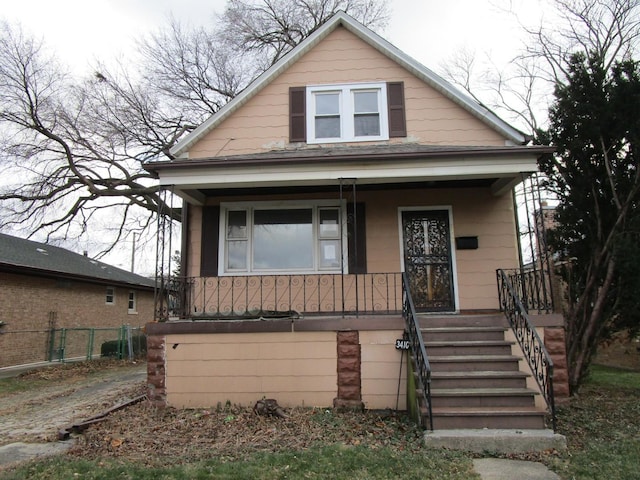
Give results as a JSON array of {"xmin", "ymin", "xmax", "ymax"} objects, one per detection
[{"xmin": 146, "ymin": 144, "xmax": 553, "ymax": 204}]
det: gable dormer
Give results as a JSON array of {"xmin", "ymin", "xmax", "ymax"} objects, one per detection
[{"xmin": 169, "ymin": 11, "xmax": 526, "ymax": 161}]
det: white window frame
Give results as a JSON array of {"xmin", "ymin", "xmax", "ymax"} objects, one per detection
[
  {"xmin": 127, "ymin": 291, "xmax": 137, "ymax": 314},
  {"xmin": 218, "ymin": 200, "xmax": 349, "ymax": 275},
  {"xmin": 306, "ymin": 82, "xmax": 388, "ymax": 144},
  {"xmin": 105, "ymin": 286, "xmax": 115, "ymax": 305}
]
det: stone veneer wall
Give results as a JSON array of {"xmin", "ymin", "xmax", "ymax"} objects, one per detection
[
  {"xmin": 147, "ymin": 333, "xmax": 166, "ymax": 407},
  {"xmin": 334, "ymin": 331, "xmax": 363, "ymax": 409},
  {"xmin": 544, "ymin": 327, "xmax": 569, "ymax": 400}
]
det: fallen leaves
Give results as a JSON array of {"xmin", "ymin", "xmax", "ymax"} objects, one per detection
[{"xmin": 69, "ymin": 402, "xmax": 424, "ymax": 467}]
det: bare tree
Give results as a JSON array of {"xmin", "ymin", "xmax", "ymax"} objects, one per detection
[
  {"xmin": 0, "ymin": 0, "xmax": 388, "ymax": 256},
  {"xmin": 523, "ymin": 0, "xmax": 640, "ymax": 84},
  {"xmin": 218, "ymin": 0, "xmax": 389, "ymax": 68},
  {"xmin": 137, "ymin": 18, "xmax": 249, "ymax": 121},
  {"xmin": 0, "ymin": 22, "xmax": 179, "ymax": 254},
  {"xmin": 443, "ymin": 0, "xmax": 640, "ymax": 135}
]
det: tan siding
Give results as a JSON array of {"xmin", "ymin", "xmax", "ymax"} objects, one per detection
[
  {"xmin": 359, "ymin": 187, "xmax": 518, "ymax": 311},
  {"xmin": 360, "ymin": 330, "xmax": 406, "ymax": 409},
  {"xmin": 165, "ymin": 332, "xmax": 338, "ymax": 408},
  {"xmin": 188, "ymin": 27, "xmax": 506, "ymax": 158}
]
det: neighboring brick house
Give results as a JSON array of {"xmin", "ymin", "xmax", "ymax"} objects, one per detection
[
  {"xmin": 144, "ymin": 11, "xmax": 568, "ymax": 430},
  {"xmin": 0, "ymin": 232, "xmax": 155, "ymax": 368}
]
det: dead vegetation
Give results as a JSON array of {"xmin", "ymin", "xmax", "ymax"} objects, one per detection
[{"xmin": 69, "ymin": 400, "xmax": 424, "ymax": 467}]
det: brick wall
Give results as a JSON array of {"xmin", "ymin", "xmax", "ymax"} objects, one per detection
[{"xmin": 0, "ymin": 272, "xmax": 154, "ymax": 368}]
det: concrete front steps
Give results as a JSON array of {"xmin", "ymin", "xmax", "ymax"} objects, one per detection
[{"xmin": 417, "ymin": 314, "xmax": 548, "ymax": 430}]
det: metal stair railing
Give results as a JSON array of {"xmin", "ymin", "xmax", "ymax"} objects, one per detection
[
  {"xmin": 402, "ymin": 272, "xmax": 433, "ymax": 431},
  {"xmin": 497, "ymin": 269, "xmax": 557, "ymax": 431}
]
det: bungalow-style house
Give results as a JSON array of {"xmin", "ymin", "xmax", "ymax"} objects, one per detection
[
  {"xmin": 0, "ymin": 232, "xmax": 155, "ymax": 368},
  {"xmin": 144, "ymin": 11, "xmax": 568, "ymax": 430}
]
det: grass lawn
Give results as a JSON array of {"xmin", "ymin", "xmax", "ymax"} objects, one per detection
[
  {"xmin": 547, "ymin": 365, "xmax": 640, "ymax": 480},
  {"xmin": 0, "ymin": 445, "xmax": 477, "ymax": 480},
  {"xmin": 1, "ymin": 363, "xmax": 639, "ymax": 479}
]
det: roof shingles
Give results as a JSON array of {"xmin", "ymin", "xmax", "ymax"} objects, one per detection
[{"xmin": 0, "ymin": 233, "xmax": 155, "ymax": 289}]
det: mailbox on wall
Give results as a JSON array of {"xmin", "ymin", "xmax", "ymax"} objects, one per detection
[{"xmin": 455, "ymin": 236, "xmax": 478, "ymax": 250}]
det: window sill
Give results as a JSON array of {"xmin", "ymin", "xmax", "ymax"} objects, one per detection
[
  {"xmin": 307, "ymin": 135, "xmax": 388, "ymax": 144},
  {"xmin": 128, "ymin": 310, "xmax": 138, "ymax": 315},
  {"xmin": 219, "ymin": 269, "xmax": 345, "ymax": 277}
]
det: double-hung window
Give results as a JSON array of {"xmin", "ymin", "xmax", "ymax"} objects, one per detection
[
  {"xmin": 128, "ymin": 291, "xmax": 137, "ymax": 314},
  {"xmin": 221, "ymin": 202, "xmax": 345, "ymax": 274},
  {"xmin": 105, "ymin": 287, "xmax": 115, "ymax": 305},
  {"xmin": 307, "ymin": 82, "xmax": 388, "ymax": 143}
]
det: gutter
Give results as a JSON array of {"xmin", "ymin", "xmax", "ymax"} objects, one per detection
[{"xmin": 145, "ymin": 145, "xmax": 555, "ymax": 173}]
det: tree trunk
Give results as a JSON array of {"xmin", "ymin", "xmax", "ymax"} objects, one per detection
[{"xmin": 567, "ymin": 256, "xmax": 616, "ymax": 391}]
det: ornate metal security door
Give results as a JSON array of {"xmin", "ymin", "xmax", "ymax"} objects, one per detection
[{"xmin": 402, "ymin": 210, "xmax": 455, "ymax": 312}]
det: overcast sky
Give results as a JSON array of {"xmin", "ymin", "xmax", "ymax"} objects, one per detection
[{"xmin": 1, "ymin": 0, "xmax": 545, "ymax": 77}]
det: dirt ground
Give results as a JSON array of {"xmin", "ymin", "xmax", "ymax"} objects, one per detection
[
  {"xmin": 0, "ymin": 360, "xmax": 424, "ymax": 468},
  {"xmin": 0, "ymin": 361, "xmax": 146, "ymax": 446}
]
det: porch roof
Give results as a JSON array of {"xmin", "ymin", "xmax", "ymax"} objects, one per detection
[{"xmin": 146, "ymin": 143, "xmax": 553, "ymax": 204}]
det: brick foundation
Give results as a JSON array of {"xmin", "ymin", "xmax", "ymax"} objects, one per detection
[
  {"xmin": 544, "ymin": 327, "xmax": 570, "ymax": 400},
  {"xmin": 146, "ymin": 332, "xmax": 167, "ymax": 407},
  {"xmin": 333, "ymin": 331, "xmax": 364, "ymax": 410}
]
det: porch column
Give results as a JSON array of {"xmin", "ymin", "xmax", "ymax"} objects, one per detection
[
  {"xmin": 147, "ymin": 331, "xmax": 167, "ymax": 407},
  {"xmin": 334, "ymin": 330, "xmax": 364, "ymax": 410},
  {"xmin": 544, "ymin": 327, "xmax": 570, "ymax": 401}
]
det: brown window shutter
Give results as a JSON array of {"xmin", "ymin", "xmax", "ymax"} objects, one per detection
[
  {"xmin": 200, "ymin": 205, "xmax": 220, "ymax": 277},
  {"xmin": 347, "ymin": 202, "xmax": 367, "ymax": 274},
  {"xmin": 289, "ymin": 86, "xmax": 306, "ymax": 142},
  {"xmin": 387, "ymin": 82, "xmax": 406, "ymax": 137}
]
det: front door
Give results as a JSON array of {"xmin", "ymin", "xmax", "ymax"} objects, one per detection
[{"xmin": 402, "ymin": 210, "xmax": 455, "ymax": 312}]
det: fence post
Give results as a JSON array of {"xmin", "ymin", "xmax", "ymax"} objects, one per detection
[
  {"xmin": 48, "ymin": 328, "xmax": 57, "ymax": 362},
  {"xmin": 58, "ymin": 328, "xmax": 67, "ymax": 362},
  {"xmin": 117, "ymin": 325, "xmax": 124, "ymax": 360},
  {"xmin": 126, "ymin": 325, "xmax": 133, "ymax": 360},
  {"xmin": 86, "ymin": 328, "xmax": 95, "ymax": 360}
]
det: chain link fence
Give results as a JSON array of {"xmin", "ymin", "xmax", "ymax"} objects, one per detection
[
  {"xmin": 0, "ymin": 325, "xmax": 145, "ymax": 368},
  {"xmin": 47, "ymin": 325, "xmax": 146, "ymax": 362}
]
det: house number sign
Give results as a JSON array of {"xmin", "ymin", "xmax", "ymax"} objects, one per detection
[{"xmin": 395, "ymin": 339, "xmax": 410, "ymax": 350}]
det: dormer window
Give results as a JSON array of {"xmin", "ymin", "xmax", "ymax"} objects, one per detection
[{"xmin": 290, "ymin": 82, "xmax": 406, "ymax": 144}]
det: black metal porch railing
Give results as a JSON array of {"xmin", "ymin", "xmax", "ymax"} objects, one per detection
[
  {"xmin": 161, "ymin": 273, "xmax": 403, "ymax": 320},
  {"xmin": 497, "ymin": 269, "xmax": 556, "ymax": 430},
  {"xmin": 501, "ymin": 268, "xmax": 553, "ymax": 314},
  {"xmin": 402, "ymin": 272, "xmax": 433, "ymax": 431}
]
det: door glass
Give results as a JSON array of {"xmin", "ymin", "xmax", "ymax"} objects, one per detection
[{"xmin": 402, "ymin": 210, "xmax": 454, "ymax": 312}]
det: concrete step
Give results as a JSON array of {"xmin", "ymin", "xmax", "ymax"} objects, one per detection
[
  {"xmin": 425, "ymin": 340, "xmax": 514, "ymax": 356},
  {"xmin": 429, "ymin": 406, "xmax": 547, "ymax": 430},
  {"xmin": 430, "ymin": 388, "xmax": 538, "ymax": 408},
  {"xmin": 417, "ymin": 314, "xmax": 505, "ymax": 329},
  {"xmin": 431, "ymin": 370, "xmax": 529, "ymax": 390},
  {"xmin": 421, "ymin": 327, "xmax": 507, "ymax": 342},
  {"xmin": 428, "ymin": 355, "xmax": 522, "ymax": 372},
  {"xmin": 425, "ymin": 429, "xmax": 567, "ymax": 454}
]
